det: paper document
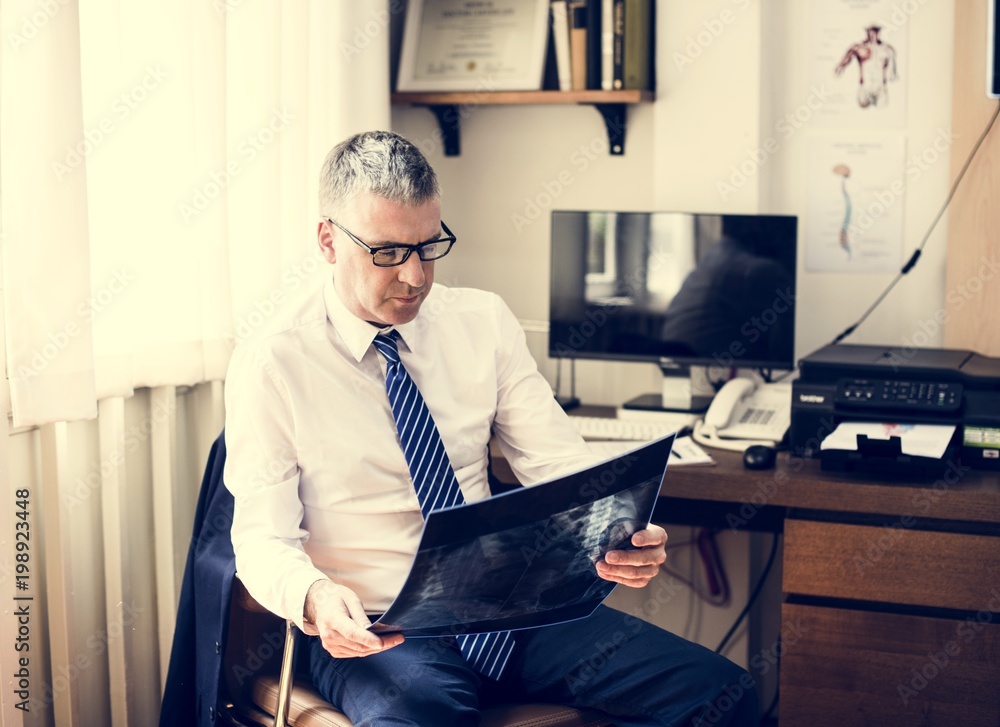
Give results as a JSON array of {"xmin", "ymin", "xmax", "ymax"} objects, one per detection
[
  {"xmin": 589, "ymin": 436, "xmax": 714, "ymax": 466},
  {"xmin": 820, "ymin": 421, "xmax": 956, "ymax": 460},
  {"xmin": 369, "ymin": 435, "xmax": 674, "ymax": 637}
]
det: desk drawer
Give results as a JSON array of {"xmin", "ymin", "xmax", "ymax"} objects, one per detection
[
  {"xmin": 780, "ymin": 603, "xmax": 1000, "ymax": 726},
  {"xmin": 783, "ymin": 518, "xmax": 1000, "ymax": 610}
]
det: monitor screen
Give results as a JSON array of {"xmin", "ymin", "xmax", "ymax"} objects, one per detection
[{"xmin": 549, "ymin": 211, "xmax": 798, "ymax": 371}]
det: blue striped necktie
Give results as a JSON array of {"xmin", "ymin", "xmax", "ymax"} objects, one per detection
[{"xmin": 373, "ymin": 331, "xmax": 515, "ymax": 680}]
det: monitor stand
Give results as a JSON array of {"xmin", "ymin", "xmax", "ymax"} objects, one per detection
[
  {"xmin": 554, "ymin": 358, "xmax": 581, "ymax": 411},
  {"xmin": 620, "ymin": 363, "xmax": 713, "ymax": 414}
]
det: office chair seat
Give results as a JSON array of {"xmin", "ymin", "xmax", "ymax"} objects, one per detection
[
  {"xmin": 251, "ymin": 676, "xmax": 611, "ymax": 727},
  {"xmin": 224, "ymin": 577, "xmax": 613, "ymax": 727}
]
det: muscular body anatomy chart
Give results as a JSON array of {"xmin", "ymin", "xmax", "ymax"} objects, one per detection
[
  {"xmin": 834, "ymin": 25, "xmax": 899, "ymax": 109},
  {"xmin": 810, "ymin": 0, "xmax": 909, "ymax": 128}
]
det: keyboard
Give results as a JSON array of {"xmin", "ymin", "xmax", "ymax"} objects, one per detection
[{"xmin": 569, "ymin": 415, "xmax": 695, "ymax": 441}]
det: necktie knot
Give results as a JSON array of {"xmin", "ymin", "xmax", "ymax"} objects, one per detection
[{"xmin": 373, "ymin": 332, "xmax": 401, "ymax": 364}]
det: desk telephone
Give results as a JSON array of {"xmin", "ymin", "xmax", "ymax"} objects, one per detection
[{"xmin": 693, "ymin": 378, "xmax": 792, "ymax": 452}]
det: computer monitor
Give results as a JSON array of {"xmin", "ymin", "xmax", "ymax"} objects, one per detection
[{"xmin": 549, "ymin": 210, "xmax": 798, "ymax": 412}]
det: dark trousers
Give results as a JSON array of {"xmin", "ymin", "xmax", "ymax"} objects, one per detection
[{"xmin": 306, "ymin": 605, "xmax": 759, "ymax": 727}]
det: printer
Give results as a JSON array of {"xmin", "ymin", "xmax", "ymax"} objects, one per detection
[{"xmin": 790, "ymin": 343, "xmax": 1000, "ymax": 474}]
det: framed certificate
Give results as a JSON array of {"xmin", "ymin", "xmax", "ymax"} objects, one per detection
[{"xmin": 397, "ymin": 0, "xmax": 550, "ymax": 92}]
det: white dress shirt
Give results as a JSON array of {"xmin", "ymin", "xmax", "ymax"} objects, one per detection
[{"xmin": 223, "ymin": 278, "xmax": 595, "ymax": 632}]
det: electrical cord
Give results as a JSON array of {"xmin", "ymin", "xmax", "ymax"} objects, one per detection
[
  {"xmin": 760, "ymin": 663, "xmax": 780, "ymax": 724},
  {"xmin": 764, "ymin": 367, "xmax": 796, "ymax": 384},
  {"xmin": 682, "ymin": 537, "xmax": 697, "ymax": 640},
  {"xmin": 714, "ymin": 532, "xmax": 780, "ymax": 655},
  {"xmin": 696, "ymin": 528, "xmax": 730, "ymax": 605},
  {"xmin": 660, "ymin": 529, "xmax": 732, "ymax": 607},
  {"xmin": 829, "ymin": 99, "xmax": 1000, "ymax": 346}
]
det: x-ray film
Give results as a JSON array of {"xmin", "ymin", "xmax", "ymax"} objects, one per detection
[{"xmin": 369, "ymin": 434, "xmax": 674, "ymax": 637}]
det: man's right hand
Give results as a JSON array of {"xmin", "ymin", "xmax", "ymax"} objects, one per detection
[{"xmin": 304, "ymin": 579, "xmax": 405, "ymax": 658}]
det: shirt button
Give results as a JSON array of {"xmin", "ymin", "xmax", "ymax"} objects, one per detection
[{"xmin": 215, "ymin": 641, "xmax": 221, "ymax": 654}]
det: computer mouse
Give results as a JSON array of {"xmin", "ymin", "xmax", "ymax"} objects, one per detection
[{"xmin": 743, "ymin": 444, "xmax": 777, "ymax": 470}]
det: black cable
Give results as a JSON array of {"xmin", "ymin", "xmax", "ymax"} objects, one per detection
[
  {"xmin": 758, "ymin": 652, "xmax": 780, "ymax": 726},
  {"xmin": 714, "ymin": 532, "xmax": 779, "ymax": 654},
  {"xmin": 661, "ymin": 528, "xmax": 732, "ymax": 607},
  {"xmin": 761, "ymin": 678, "xmax": 779, "ymax": 723},
  {"xmin": 829, "ymin": 99, "xmax": 1000, "ymax": 346},
  {"xmin": 769, "ymin": 368, "xmax": 795, "ymax": 383}
]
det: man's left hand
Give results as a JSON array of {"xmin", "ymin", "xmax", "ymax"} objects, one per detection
[{"xmin": 596, "ymin": 524, "xmax": 667, "ymax": 588}]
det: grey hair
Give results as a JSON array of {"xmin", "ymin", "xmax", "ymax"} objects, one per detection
[{"xmin": 318, "ymin": 131, "xmax": 440, "ymax": 217}]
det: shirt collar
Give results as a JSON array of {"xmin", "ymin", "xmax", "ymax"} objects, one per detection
[{"xmin": 323, "ymin": 277, "xmax": 421, "ymax": 362}]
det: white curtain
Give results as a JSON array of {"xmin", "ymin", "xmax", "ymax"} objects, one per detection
[{"xmin": 2, "ymin": 0, "xmax": 392, "ymax": 428}]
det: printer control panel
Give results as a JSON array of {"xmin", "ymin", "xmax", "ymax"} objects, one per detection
[{"xmin": 837, "ymin": 378, "xmax": 963, "ymax": 413}]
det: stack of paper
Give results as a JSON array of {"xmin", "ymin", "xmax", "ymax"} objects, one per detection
[
  {"xmin": 588, "ymin": 435, "xmax": 715, "ymax": 467},
  {"xmin": 820, "ymin": 422, "xmax": 956, "ymax": 460}
]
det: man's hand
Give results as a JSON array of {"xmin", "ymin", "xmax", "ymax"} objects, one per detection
[
  {"xmin": 595, "ymin": 524, "xmax": 667, "ymax": 588},
  {"xmin": 304, "ymin": 580, "xmax": 404, "ymax": 658}
]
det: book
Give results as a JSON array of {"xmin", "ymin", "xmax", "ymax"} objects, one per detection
[
  {"xmin": 600, "ymin": 0, "xmax": 614, "ymax": 90},
  {"xmin": 368, "ymin": 435, "xmax": 674, "ymax": 636},
  {"xmin": 585, "ymin": 0, "xmax": 602, "ymax": 89},
  {"xmin": 550, "ymin": 1, "xmax": 573, "ymax": 92},
  {"xmin": 570, "ymin": 3, "xmax": 588, "ymax": 90},
  {"xmin": 612, "ymin": 0, "xmax": 624, "ymax": 90},
  {"xmin": 623, "ymin": 0, "xmax": 653, "ymax": 90},
  {"xmin": 541, "ymin": 10, "xmax": 560, "ymax": 90}
]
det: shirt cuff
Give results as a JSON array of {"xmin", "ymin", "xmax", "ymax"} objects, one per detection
[{"xmin": 286, "ymin": 568, "xmax": 332, "ymax": 635}]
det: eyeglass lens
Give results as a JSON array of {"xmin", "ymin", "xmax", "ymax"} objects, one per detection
[{"xmin": 372, "ymin": 240, "xmax": 451, "ymax": 266}]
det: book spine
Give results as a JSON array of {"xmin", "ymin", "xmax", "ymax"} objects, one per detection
[
  {"xmin": 601, "ymin": 0, "xmax": 614, "ymax": 90},
  {"xmin": 542, "ymin": 8, "xmax": 560, "ymax": 90},
  {"xmin": 623, "ymin": 0, "xmax": 652, "ymax": 90},
  {"xmin": 570, "ymin": 4, "xmax": 588, "ymax": 90},
  {"xmin": 612, "ymin": 0, "xmax": 624, "ymax": 90},
  {"xmin": 551, "ymin": 1, "xmax": 573, "ymax": 92},
  {"xmin": 585, "ymin": 0, "xmax": 602, "ymax": 89}
]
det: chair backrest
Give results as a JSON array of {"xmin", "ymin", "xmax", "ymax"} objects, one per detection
[{"xmin": 222, "ymin": 577, "xmax": 288, "ymax": 724}]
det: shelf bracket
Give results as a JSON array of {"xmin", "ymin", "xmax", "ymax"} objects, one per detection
[
  {"xmin": 592, "ymin": 103, "xmax": 627, "ymax": 155},
  {"xmin": 415, "ymin": 100, "xmax": 631, "ymax": 157},
  {"xmin": 427, "ymin": 104, "xmax": 461, "ymax": 156}
]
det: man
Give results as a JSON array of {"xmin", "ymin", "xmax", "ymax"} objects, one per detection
[{"xmin": 224, "ymin": 130, "xmax": 757, "ymax": 726}]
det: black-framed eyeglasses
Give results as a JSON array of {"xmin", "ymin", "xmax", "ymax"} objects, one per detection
[{"xmin": 324, "ymin": 217, "xmax": 456, "ymax": 267}]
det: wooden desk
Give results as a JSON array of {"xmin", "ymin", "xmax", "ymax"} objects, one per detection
[{"xmin": 490, "ymin": 410, "xmax": 1000, "ymax": 726}]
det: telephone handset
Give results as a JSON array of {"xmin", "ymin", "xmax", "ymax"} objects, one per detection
[{"xmin": 693, "ymin": 378, "xmax": 792, "ymax": 452}]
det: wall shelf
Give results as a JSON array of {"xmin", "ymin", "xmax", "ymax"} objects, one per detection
[{"xmin": 391, "ymin": 90, "xmax": 654, "ymax": 157}]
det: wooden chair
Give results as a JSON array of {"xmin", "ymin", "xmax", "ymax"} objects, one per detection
[{"xmin": 221, "ymin": 577, "xmax": 614, "ymax": 727}]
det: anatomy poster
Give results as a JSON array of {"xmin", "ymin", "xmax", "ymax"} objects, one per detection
[
  {"xmin": 810, "ymin": 0, "xmax": 909, "ymax": 127},
  {"xmin": 805, "ymin": 134, "xmax": 906, "ymax": 273}
]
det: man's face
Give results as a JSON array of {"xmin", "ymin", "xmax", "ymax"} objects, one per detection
[{"xmin": 319, "ymin": 192, "xmax": 441, "ymax": 327}]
